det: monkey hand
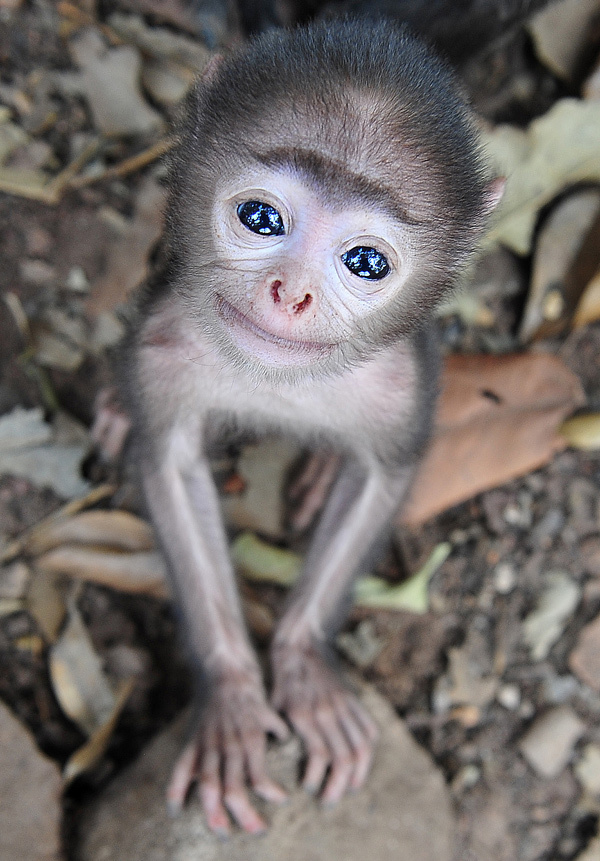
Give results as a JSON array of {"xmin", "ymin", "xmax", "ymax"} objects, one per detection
[
  {"xmin": 270, "ymin": 643, "xmax": 379, "ymax": 805},
  {"xmin": 167, "ymin": 663, "xmax": 289, "ymax": 836}
]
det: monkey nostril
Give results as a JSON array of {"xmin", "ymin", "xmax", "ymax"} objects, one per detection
[
  {"xmin": 270, "ymin": 280, "xmax": 282, "ymax": 303},
  {"xmin": 293, "ymin": 293, "xmax": 313, "ymax": 314}
]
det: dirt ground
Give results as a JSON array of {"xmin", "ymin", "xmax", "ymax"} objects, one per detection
[{"xmin": 1, "ymin": 1, "xmax": 600, "ymax": 860}]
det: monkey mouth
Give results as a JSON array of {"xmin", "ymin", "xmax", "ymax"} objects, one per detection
[{"xmin": 215, "ymin": 295, "xmax": 335, "ymax": 364}]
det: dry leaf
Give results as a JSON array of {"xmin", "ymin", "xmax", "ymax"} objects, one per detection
[
  {"xmin": 529, "ymin": 0, "xmax": 600, "ymax": 80},
  {"xmin": 25, "ymin": 510, "xmax": 156, "ymax": 556},
  {"xmin": 86, "ymin": 175, "xmax": 166, "ymax": 316},
  {"xmin": 26, "ymin": 570, "xmax": 68, "ymax": 642},
  {"xmin": 402, "ymin": 352, "xmax": 586, "ymax": 525},
  {"xmin": 49, "ymin": 603, "xmax": 117, "ymax": 735},
  {"xmin": 56, "ymin": 28, "xmax": 164, "ymax": 137},
  {"xmin": 574, "ymin": 271, "xmax": 600, "ymax": 327},
  {"xmin": 483, "ymin": 99, "xmax": 600, "ymax": 254},
  {"xmin": 0, "ymin": 407, "xmax": 90, "ymax": 499},
  {"xmin": 64, "ymin": 678, "xmax": 134, "ymax": 784},
  {"xmin": 37, "ymin": 546, "xmax": 168, "ymax": 598}
]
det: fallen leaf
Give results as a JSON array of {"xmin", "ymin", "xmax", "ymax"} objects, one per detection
[
  {"xmin": 0, "ymin": 407, "xmax": 91, "ymax": 498},
  {"xmin": 49, "ymin": 602, "xmax": 117, "ymax": 735},
  {"xmin": 483, "ymin": 99, "xmax": 600, "ymax": 254},
  {"xmin": 522, "ymin": 570, "xmax": 581, "ymax": 660},
  {"xmin": 529, "ymin": 0, "xmax": 600, "ymax": 80},
  {"xmin": 519, "ymin": 190, "xmax": 600, "ymax": 342},
  {"xmin": 574, "ymin": 270, "xmax": 600, "ymax": 327},
  {"xmin": 232, "ymin": 531, "xmax": 301, "ymax": 588},
  {"xmin": 560, "ymin": 412, "xmax": 600, "ymax": 450},
  {"xmin": 64, "ymin": 678, "xmax": 134, "ymax": 784},
  {"xmin": 0, "ymin": 702, "xmax": 62, "ymax": 861},
  {"xmin": 37, "ymin": 546, "xmax": 168, "ymax": 598},
  {"xmin": 26, "ymin": 570, "xmax": 68, "ymax": 642},
  {"xmin": 56, "ymin": 28, "xmax": 164, "ymax": 137},
  {"xmin": 25, "ymin": 510, "xmax": 156, "ymax": 556},
  {"xmin": 402, "ymin": 352, "xmax": 586, "ymax": 525},
  {"xmin": 354, "ymin": 542, "xmax": 451, "ymax": 613},
  {"xmin": 86, "ymin": 175, "xmax": 166, "ymax": 316}
]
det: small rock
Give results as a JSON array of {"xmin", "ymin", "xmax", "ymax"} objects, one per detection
[
  {"xmin": 0, "ymin": 702, "xmax": 63, "ymax": 861},
  {"xmin": 575, "ymin": 744, "xmax": 600, "ymax": 795},
  {"xmin": 581, "ymin": 538, "xmax": 600, "ymax": 576},
  {"xmin": 66, "ymin": 266, "xmax": 90, "ymax": 293},
  {"xmin": 494, "ymin": 562, "xmax": 517, "ymax": 594},
  {"xmin": 542, "ymin": 672, "xmax": 579, "ymax": 704},
  {"xmin": 522, "ymin": 571, "xmax": 581, "ymax": 661},
  {"xmin": 497, "ymin": 684, "xmax": 521, "ymax": 711},
  {"xmin": 336, "ymin": 620, "xmax": 384, "ymax": 670},
  {"xmin": 19, "ymin": 259, "xmax": 56, "ymax": 286},
  {"xmin": 570, "ymin": 614, "xmax": 600, "ymax": 691},
  {"xmin": 530, "ymin": 508, "xmax": 565, "ymax": 548},
  {"xmin": 451, "ymin": 764, "xmax": 480, "ymax": 794},
  {"xmin": 519, "ymin": 706, "xmax": 585, "ymax": 778}
]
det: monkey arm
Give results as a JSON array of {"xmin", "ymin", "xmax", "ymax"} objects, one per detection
[
  {"xmin": 271, "ymin": 457, "xmax": 414, "ymax": 802},
  {"xmin": 140, "ymin": 440, "xmax": 288, "ymax": 835}
]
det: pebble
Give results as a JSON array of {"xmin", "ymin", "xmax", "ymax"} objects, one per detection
[
  {"xmin": 575, "ymin": 744, "xmax": 600, "ymax": 796},
  {"xmin": 497, "ymin": 684, "xmax": 521, "ymax": 710},
  {"xmin": 570, "ymin": 615, "xmax": 600, "ymax": 692},
  {"xmin": 494, "ymin": 561, "xmax": 517, "ymax": 594},
  {"xmin": 519, "ymin": 706, "xmax": 585, "ymax": 778},
  {"xmin": 19, "ymin": 258, "xmax": 56, "ymax": 286}
]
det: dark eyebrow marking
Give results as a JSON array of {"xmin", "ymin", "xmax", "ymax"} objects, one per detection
[{"xmin": 252, "ymin": 147, "xmax": 424, "ymax": 226}]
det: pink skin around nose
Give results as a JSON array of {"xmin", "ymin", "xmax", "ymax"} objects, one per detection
[{"xmin": 270, "ymin": 279, "xmax": 313, "ymax": 315}]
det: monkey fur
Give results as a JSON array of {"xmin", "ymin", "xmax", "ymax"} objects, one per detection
[{"xmin": 123, "ymin": 19, "xmax": 497, "ymax": 835}]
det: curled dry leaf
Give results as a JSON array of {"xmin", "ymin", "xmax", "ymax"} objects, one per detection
[
  {"xmin": 574, "ymin": 271, "xmax": 600, "ymax": 327},
  {"xmin": 37, "ymin": 546, "xmax": 168, "ymax": 599},
  {"xmin": 402, "ymin": 352, "xmax": 586, "ymax": 525},
  {"xmin": 483, "ymin": 99, "xmax": 600, "ymax": 255},
  {"xmin": 49, "ymin": 603, "xmax": 117, "ymax": 735},
  {"xmin": 64, "ymin": 678, "xmax": 135, "ymax": 784},
  {"xmin": 25, "ymin": 509, "xmax": 156, "ymax": 556}
]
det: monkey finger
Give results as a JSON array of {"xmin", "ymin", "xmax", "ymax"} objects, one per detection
[
  {"xmin": 223, "ymin": 736, "xmax": 267, "ymax": 834},
  {"xmin": 199, "ymin": 742, "xmax": 232, "ymax": 837},
  {"xmin": 347, "ymin": 695, "xmax": 379, "ymax": 743},
  {"xmin": 290, "ymin": 711, "xmax": 331, "ymax": 794},
  {"xmin": 314, "ymin": 706, "xmax": 354, "ymax": 805},
  {"xmin": 244, "ymin": 734, "xmax": 288, "ymax": 804},
  {"xmin": 331, "ymin": 700, "xmax": 375, "ymax": 790},
  {"xmin": 166, "ymin": 739, "xmax": 200, "ymax": 815}
]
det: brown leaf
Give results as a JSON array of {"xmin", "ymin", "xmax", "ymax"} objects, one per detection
[
  {"xmin": 37, "ymin": 546, "xmax": 169, "ymax": 599},
  {"xmin": 25, "ymin": 510, "xmax": 156, "ymax": 556},
  {"xmin": 86, "ymin": 175, "xmax": 166, "ymax": 316},
  {"xmin": 402, "ymin": 353, "xmax": 585, "ymax": 525}
]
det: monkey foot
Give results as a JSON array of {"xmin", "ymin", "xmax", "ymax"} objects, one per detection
[
  {"xmin": 271, "ymin": 645, "xmax": 378, "ymax": 805},
  {"xmin": 166, "ymin": 668, "xmax": 289, "ymax": 836},
  {"xmin": 90, "ymin": 387, "xmax": 131, "ymax": 462}
]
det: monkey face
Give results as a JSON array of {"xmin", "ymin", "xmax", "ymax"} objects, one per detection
[{"xmin": 206, "ymin": 165, "xmax": 419, "ymax": 370}]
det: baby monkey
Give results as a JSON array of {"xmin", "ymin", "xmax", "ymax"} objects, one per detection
[{"xmin": 124, "ymin": 19, "xmax": 498, "ymax": 835}]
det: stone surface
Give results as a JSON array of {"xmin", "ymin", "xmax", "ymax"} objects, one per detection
[
  {"xmin": 0, "ymin": 702, "xmax": 63, "ymax": 861},
  {"xmin": 519, "ymin": 706, "xmax": 585, "ymax": 779},
  {"xmin": 77, "ymin": 685, "xmax": 455, "ymax": 861},
  {"xmin": 570, "ymin": 614, "xmax": 600, "ymax": 691}
]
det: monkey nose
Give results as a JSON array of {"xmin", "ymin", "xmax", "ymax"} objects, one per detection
[{"xmin": 270, "ymin": 279, "xmax": 313, "ymax": 315}]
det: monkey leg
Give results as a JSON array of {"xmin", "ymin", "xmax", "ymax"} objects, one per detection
[
  {"xmin": 287, "ymin": 450, "xmax": 342, "ymax": 533},
  {"xmin": 142, "ymin": 450, "xmax": 288, "ymax": 835},
  {"xmin": 271, "ymin": 459, "xmax": 414, "ymax": 804}
]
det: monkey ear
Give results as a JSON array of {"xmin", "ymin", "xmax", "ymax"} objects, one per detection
[{"xmin": 484, "ymin": 176, "xmax": 506, "ymax": 215}]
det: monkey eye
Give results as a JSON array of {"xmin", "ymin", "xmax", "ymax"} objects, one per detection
[
  {"xmin": 341, "ymin": 246, "xmax": 390, "ymax": 280},
  {"xmin": 237, "ymin": 201, "xmax": 285, "ymax": 236}
]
